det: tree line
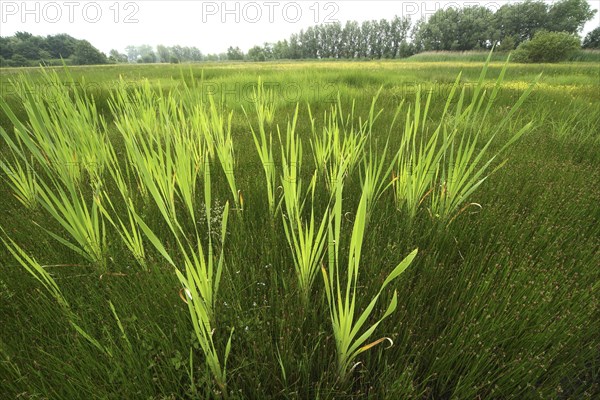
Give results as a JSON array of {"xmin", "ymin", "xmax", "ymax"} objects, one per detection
[
  {"xmin": 1, "ymin": 0, "xmax": 598, "ymax": 67},
  {"xmin": 0, "ymin": 32, "xmax": 107, "ymax": 67}
]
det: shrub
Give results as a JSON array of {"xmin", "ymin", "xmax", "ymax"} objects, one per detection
[{"xmin": 512, "ymin": 31, "xmax": 581, "ymax": 63}]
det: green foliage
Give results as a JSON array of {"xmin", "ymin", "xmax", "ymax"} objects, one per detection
[
  {"xmin": 493, "ymin": 1, "xmax": 550, "ymax": 45},
  {"xmin": 0, "ymin": 32, "xmax": 106, "ymax": 67},
  {"xmin": 72, "ymin": 40, "xmax": 107, "ymax": 65},
  {"xmin": 513, "ymin": 30, "xmax": 581, "ymax": 63},
  {"xmin": 497, "ymin": 35, "xmax": 517, "ymax": 52},
  {"xmin": 583, "ymin": 27, "xmax": 600, "ymax": 49},
  {"xmin": 0, "ymin": 58, "xmax": 598, "ymax": 399},
  {"xmin": 547, "ymin": 0, "xmax": 597, "ymax": 34},
  {"xmin": 322, "ymin": 178, "xmax": 417, "ymax": 381},
  {"xmin": 413, "ymin": 6, "xmax": 497, "ymax": 51},
  {"xmin": 411, "ymin": 0, "xmax": 595, "ymax": 52},
  {"xmin": 226, "ymin": 46, "xmax": 245, "ymax": 61}
]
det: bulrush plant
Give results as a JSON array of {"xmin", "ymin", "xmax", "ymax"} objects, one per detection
[
  {"xmin": 390, "ymin": 53, "xmax": 539, "ymax": 223},
  {"xmin": 206, "ymin": 96, "xmax": 241, "ymax": 211},
  {"xmin": 356, "ymin": 92, "xmax": 392, "ymax": 219},
  {"xmin": 0, "ymin": 70, "xmax": 111, "ymax": 268},
  {"xmin": 97, "ymin": 154, "xmax": 147, "ymax": 270},
  {"xmin": 308, "ymin": 94, "xmax": 377, "ymax": 194},
  {"xmin": 392, "ymin": 86, "xmax": 455, "ymax": 219},
  {"xmin": 243, "ymin": 79, "xmax": 277, "ymax": 215},
  {"xmin": 34, "ymin": 174, "xmax": 108, "ymax": 268},
  {"xmin": 0, "ymin": 68, "xmax": 109, "ymax": 186},
  {"xmin": 0, "ymin": 150, "xmax": 39, "ymax": 211},
  {"xmin": 321, "ymin": 176, "xmax": 418, "ymax": 382},
  {"xmin": 279, "ymin": 105, "xmax": 329, "ymax": 305},
  {"xmin": 124, "ymin": 154, "xmax": 234, "ymax": 393},
  {"xmin": 430, "ymin": 54, "xmax": 539, "ymax": 223}
]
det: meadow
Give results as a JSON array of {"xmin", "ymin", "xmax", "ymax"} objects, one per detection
[{"xmin": 0, "ymin": 55, "xmax": 598, "ymax": 399}]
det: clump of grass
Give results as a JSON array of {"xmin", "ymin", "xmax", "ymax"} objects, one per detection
[
  {"xmin": 279, "ymin": 105, "xmax": 329, "ymax": 305},
  {"xmin": 244, "ymin": 78, "xmax": 277, "ymax": 215},
  {"xmin": 392, "ymin": 87, "xmax": 452, "ymax": 219},
  {"xmin": 308, "ymin": 93, "xmax": 379, "ymax": 193},
  {"xmin": 0, "ymin": 151, "xmax": 38, "ymax": 210},
  {"xmin": 0, "ymin": 67, "xmax": 109, "ymax": 186},
  {"xmin": 390, "ymin": 52, "xmax": 539, "ymax": 223},
  {"xmin": 430, "ymin": 54, "xmax": 539, "ymax": 222},
  {"xmin": 322, "ymin": 177, "xmax": 418, "ymax": 381}
]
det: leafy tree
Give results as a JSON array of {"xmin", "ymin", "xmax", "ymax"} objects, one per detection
[
  {"xmin": 389, "ymin": 16, "xmax": 412, "ymax": 58},
  {"xmin": 512, "ymin": 30, "xmax": 580, "ymax": 63},
  {"xmin": 13, "ymin": 37, "xmax": 42, "ymax": 59},
  {"xmin": 497, "ymin": 35, "xmax": 517, "ymax": 51},
  {"xmin": 273, "ymin": 40, "xmax": 291, "ymax": 59},
  {"xmin": 414, "ymin": 6, "xmax": 497, "ymax": 51},
  {"xmin": 301, "ymin": 27, "xmax": 319, "ymax": 58},
  {"xmin": 45, "ymin": 34, "xmax": 78, "ymax": 58},
  {"xmin": 14, "ymin": 31, "xmax": 33, "ymax": 41},
  {"xmin": 247, "ymin": 45, "xmax": 267, "ymax": 61},
  {"xmin": 548, "ymin": 0, "xmax": 597, "ymax": 34},
  {"xmin": 10, "ymin": 54, "xmax": 30, "ymax": 67},
  {"xmin": 494, "ymin": 1, "xmax": 549, "ymax": 45},
  {"xmin": 340, "ymin": 20, "xmax": 360, "ymax": 58},
  {"xmin": 156, "ymin": 45, "xmax": 171, "ymax": 63},
  {"xmin": 582, "ymin": 27, "xmax": 600, "ymax": 49},
  {"xmin": 108, "ymin": 49, "xmax": 128, "ymax": 63},
  {"xmin": 288, "ymin": 34, "xmax": 302, "ymax": 59},
  {"xmin": 138, "ymin": 52, "xmax": 157, "ymax": 63},
  {"xmin": 0, "ymin": 36, "xmax": 13, "ymax": 59},
  {"xmin": 124, "ymin": 45, "xmax": 140, "ymax": 62},
  {"xmin": 189, "ymin": 47, "xmax": 203, "ymax": 62},
  {"xmin": 227, "ymin": 46, "xmax": 244, "ymax": 60},
  {"xmin": 72, "ymin": 40, "xmax": 107, "ymax": 65}
]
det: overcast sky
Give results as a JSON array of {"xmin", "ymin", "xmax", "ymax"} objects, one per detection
[{"xmin": 1, "ymin": 0, "xmax": 599, "ymax": 54}]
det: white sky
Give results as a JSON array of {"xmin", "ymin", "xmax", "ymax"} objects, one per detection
[{"xmin": 1, "ymin": 0, "xmax": 599, "ymax": 54}]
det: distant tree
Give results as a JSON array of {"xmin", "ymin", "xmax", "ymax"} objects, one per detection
[
  {"xmin": 10, "ymin": 54, "xmax": 30, "ymax": 67},
  {"xmin": 137, "ymin": 45, "xmax": 155, "ymax": 60},
  {"xmin": 494, "ymin": 1, "xmax": 549, "ymax": 45},
  {"xmin": 547, "ymin": 0, "xmax": 597, "ymax": 34},
  {"xmin": 496, "ymin": 35, "xmax": 517, "ymax": 51},
  {"xmin": 358, "ymin": 21, "xmax": 372, "ymax": 57},
  {"xmin": 389, "ymin": 16, "xmax": 412, "ymax": 58},
  {"xmin": 0, "ymin": 36, "xmax": 14, "ymax": 59},
  {"xmin": 138, "ymin": 52, "xmax": 157, "ymax": 63},
  {"xmin": 124, "ymin": 45, "xmax": 140, "ymax": 62},
  {"xmin": 13, "ymin": 37, "xmax": 41, "ymax": 59},
  {"xmin": 272, "ymin": 40, "xmax": 290, "ymax": 59},
  {"xmin": 189, "ymin": 47, "xmax": 203, "ymax": 61},
  {"xmin": 14, "ymin": 31, "xmax": 33, "ymax": 41},
  {"xmin": 156, "ymin": 45, "xmax": 171, "ymax": 63},
  {"xmin": 397, "ymin": 41, "xmax": 415, "ymax": 58},
  {"xmin": 227, "ymin": 46, "xmax": 244, "ymax": 60},
  {"xmin": 247, "ymin": 45, "xmax": 267, "ymax": 61},
  {"xmin": 414, "ymin": 6, "xmax": 496, "ymax": 51},
  {"xmin": 72, "ymin": 40, "xmax": 107, "ymax": 65},
  {"xmin": 288, "ymin": 34, "xmax": 302, "ymax": 59},
  {"xmin": 169, "ymin": 46, "xmax": 185, "ymax": 62},
  {"xmin": 301, "ymin": 27, "xmax": 319, "ymax": 58},
  {"xmin": 340, "ymin": 20, "xmax": 360, "ymax": 58},
  {"xmin": 582, "ymin": 27, "xmax": 600, "ymax": 49},
  {"xmin": 108, "ymin": 49, "xmax": 128, "ymax": 63},
  {"xmin": 45, "ymin": 34, "xmax": 78, "ymax": 58}
]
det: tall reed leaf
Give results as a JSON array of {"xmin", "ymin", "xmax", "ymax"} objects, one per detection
[{"xmin": 322, "ymin": 178, "xmax": 418, "ymax": 381}]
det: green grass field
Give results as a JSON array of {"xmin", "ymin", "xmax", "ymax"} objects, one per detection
[{"xmin": 0, "ymin": 57, "xmax": 599, "ymax": 399}]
